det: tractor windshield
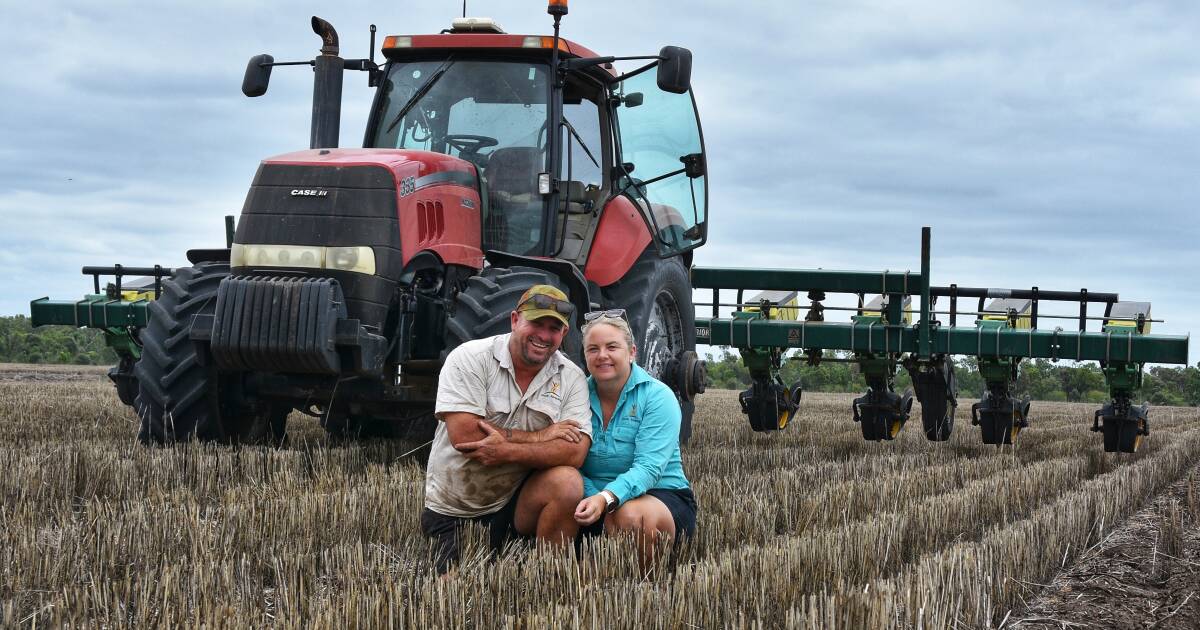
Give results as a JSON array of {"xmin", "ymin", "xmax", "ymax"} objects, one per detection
[{"xmin": 371, "ymin": 59, "xmax": 551, "ymax": 255}]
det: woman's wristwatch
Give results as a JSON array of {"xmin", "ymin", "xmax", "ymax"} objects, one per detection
[{"xmin": 600, "ymin": 490, "xmax": 619, "ymax": 513}]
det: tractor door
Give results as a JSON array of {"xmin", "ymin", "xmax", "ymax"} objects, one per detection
[
  {"xmin": 612, "ymin": 71, "xmax": 707, "ymax": 256},
  {"xmin": 552, "ymin": 74, "xmax": 609, "ymax": 263}
]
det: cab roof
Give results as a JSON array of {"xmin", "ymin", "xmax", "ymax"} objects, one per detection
[{"xmin": 381, "ymin": 33, "xmax": 615, "ymax": 76}]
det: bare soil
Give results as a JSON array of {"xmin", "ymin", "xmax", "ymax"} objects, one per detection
[
  {"xmin": 0, "ymin": 362, "xmax": 108, "ymax": 382},
  {"xmin": 1006, "ymin": 465, "xmax": 1200, "ymax": 629}
]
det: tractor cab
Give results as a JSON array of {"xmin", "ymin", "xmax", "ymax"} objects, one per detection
[{"xmin": 365, "ymin": 16, "xmax": 708, "ymax": 264}]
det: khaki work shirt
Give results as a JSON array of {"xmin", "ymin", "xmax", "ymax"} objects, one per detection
[{"xmin": 425, "ymin": 334, "xmax": 591, "ymax": 517}]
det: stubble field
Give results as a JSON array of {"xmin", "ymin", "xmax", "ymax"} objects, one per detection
[{"xmin": 1, "ymin": 363, "xmax": 1198, "ymax": 628}]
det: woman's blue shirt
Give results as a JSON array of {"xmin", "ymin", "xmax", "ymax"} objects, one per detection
[{"xmin": 580, "ymin": 363, "xmax": 691, "ymax": 502}]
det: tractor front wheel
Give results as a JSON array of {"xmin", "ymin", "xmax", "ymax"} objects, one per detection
[{"xmin": 134, "ymin": 263, "xmax": 286, "ymax": 445}]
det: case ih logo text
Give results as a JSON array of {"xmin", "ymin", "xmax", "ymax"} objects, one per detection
[{"xmin": 290, "ymin": 189, "xmax": 329, "ymax": 197}]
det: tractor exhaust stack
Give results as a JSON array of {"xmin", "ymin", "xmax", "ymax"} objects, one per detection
[{"xmin": 310, "ymin": 17, "xmax": 343, "ymax": 149}]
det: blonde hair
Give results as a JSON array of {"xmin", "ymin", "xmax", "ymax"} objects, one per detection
[{"xmin": 581, "ymin": 315, "xmax": 636, "ymax": 351}]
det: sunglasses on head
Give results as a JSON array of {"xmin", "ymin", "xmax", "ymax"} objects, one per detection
[
  {"xmin": 518, "ymin": 293, "xmax": 575, "ymax": 315},
  {"xmin": 584, "ymin": 308, "xmax": 627, "ymax": 322}
]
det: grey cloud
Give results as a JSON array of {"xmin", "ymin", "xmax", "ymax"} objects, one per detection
[{"xmin": 3, "ymin": 1, "xmax": 1198, "ymax": 362}]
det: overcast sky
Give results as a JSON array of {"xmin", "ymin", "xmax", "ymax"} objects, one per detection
[{"xmin": 4, "ymin": 1, "xmax": 1197, "ymax": 363}]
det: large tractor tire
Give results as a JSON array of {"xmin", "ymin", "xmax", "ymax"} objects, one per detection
[
  {"xmin": 601, "ymin": 249, "xmax": 697, "ymax": 445},
  {"xmin": 445, "ymin": 265, "xmax": 581, "ymax": 361},
  {"xmin": 134, "ymin": 262, "xmax": 286, "ymax": 445}
]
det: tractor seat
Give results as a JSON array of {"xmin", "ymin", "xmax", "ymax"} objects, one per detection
[
  {"xmin": 557, "ymin": 181, "xmax": 600, "ymax": 260},
  {"xmin": 485, "ymin": 147, "xmax": 544, "ymax": 202},
  {"xmin": 484, "ymin": 147, "xmax": 544, "ymax": 254},
  {"xmin": 561, "ymin": 180, "xmax": 594, "ymax": 214}
]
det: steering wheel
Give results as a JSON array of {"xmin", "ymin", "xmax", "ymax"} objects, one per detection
[{"xmin": 445, "ymin": 134, "xmax": 499, "ymax": 155}]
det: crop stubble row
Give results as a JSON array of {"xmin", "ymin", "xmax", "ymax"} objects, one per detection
[{"xmin": 1, "ymin": 378, "xmax": 1197, "ymax": 627}]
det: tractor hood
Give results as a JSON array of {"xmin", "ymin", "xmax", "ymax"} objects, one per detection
[
  {"xmin": 233, "ymin": 147, "xmax": 486, "ymax": 329},
  {"xmin": 261, "ymin": 148, "xmax": 479, "ymax": 192}
]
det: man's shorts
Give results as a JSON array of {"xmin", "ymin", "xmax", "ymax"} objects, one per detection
[{"xmin": 420, "ymin": 478, "xmax": 531, "ymax": 574}]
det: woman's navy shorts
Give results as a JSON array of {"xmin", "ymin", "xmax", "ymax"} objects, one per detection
[{"xmin": 580, "ymin": 487, "xmax": 697, "ymax": 539}]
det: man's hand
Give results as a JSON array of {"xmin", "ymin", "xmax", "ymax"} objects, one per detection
[
  {"xmin": 534, "ymin": 422, "xmax": 583, "ymax": 444},
  {"xmin": 574, "ymin": 494, "xmax": 607, "ymax": 526},
  {"xmin": 457, "ymin": 420, "xmax": 591, "ymax": 469},
  {"xmin": 456, "ymin": 421, "xmax": 511, "ymax": 466},
  {"xmin": 477, "ymin": 419, "xmax": 583, "ymax": 445}
]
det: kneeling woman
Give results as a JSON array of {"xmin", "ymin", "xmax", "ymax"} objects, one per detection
[{"xmin": 573, "ymin": 312, "xmax": 696, "ymax": 569}]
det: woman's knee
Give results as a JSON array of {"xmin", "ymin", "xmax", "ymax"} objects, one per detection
[
  {"xmin": 606, "ymin": 501, "xmax": 654, "ymax": 533},
  {"xmin": 606, "ymin": 498, "xmax": 675, "ymax": 539}
]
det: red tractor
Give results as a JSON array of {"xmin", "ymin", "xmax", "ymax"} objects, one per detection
[{"xmin": 128, "ymin": 6, "xmax": 707, "ymax": 445}]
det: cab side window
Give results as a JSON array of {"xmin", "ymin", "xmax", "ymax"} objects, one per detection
[
  {"xmin": 561, "ymin": 94, "xmax": 604, "ymax": 191},
  {"xmin": 613, "ymin": 71, "xmax": 706, "ymax": 255}
]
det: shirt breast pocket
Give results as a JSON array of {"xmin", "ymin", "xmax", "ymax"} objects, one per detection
[
  {"xmin": 612, "ymin": 422, "xmax": 639, "ymax": 445},
  {"xmin": 525, "ymin": 397, "xmax": 562, "ymax": 429},
  {"xmin": 484, "ymin": 399, "xmax": 513, "ymax": 424}
]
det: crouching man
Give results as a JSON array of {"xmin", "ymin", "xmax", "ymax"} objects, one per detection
[{"xmin": 422, "ymin": 285, "xmax": 592, "ymax": 574}]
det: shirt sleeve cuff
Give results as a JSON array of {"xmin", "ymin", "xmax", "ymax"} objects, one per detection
[
  {"xmin": 603, "ymin": 482, "xmax": 630, "ymax": 504},
  {"xmin": 434, "ymin": 404, "xmax": 486, "ymax": 420}
]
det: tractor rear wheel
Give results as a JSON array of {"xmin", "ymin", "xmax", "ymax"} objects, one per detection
[
  {"xmin": 135, "ymin": 262, "xmax": 286, "ymax": 445},
  {"xmin": 602, "ymin": 250, "xmax": 696, "ymax": 445}
]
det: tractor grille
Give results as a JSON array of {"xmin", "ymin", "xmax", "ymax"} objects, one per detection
[
  {"xmin": 209, "ymin": 276, "xmax": 346, "ymax": 374},
  {"xmin": 235, "ymin": 163, "xmax": 403, "ymax": 328},
  {"xmin": 416, "ymin": 200, "xmax": 445, "ymax": 245}
]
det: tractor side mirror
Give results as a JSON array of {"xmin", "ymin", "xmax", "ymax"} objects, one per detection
[
  {"xmin": 623, "ymin": 92, "xmax": 644, "ymax": 107},
  {"xmin": 242, "ymin": 54, "xmax": 275, "ymax": 97},
  {"xmin": 656, "ymin": 46, "xmax": 692, "ymax": 94}
]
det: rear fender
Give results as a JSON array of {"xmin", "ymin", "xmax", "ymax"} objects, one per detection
[{"xmin": 584, "ymin": 195, "xmax": 652, "ymax": 286}]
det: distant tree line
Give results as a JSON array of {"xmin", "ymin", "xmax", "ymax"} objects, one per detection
[
  {"xmin": 705, "ymin": 348, "xmax": 1200, "ymax": 406},
  {"xmin": 0, "ymin": 316, "xmax": 118, "ymax": 365},
  {"xmin": 4, "ymin": 314, "xmax": 1197, "ymax": 407}
]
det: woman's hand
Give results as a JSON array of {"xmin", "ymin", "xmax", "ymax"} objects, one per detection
[
  {"xmin": 574, "ymin": 494, "xmax": 607, "ymax": 526},
  {"xmin": 536, "ymin": 422, "xmax": 583, "ymax": 443}
]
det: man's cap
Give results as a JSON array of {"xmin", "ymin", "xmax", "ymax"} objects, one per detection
[{"xmin": 515, "ymin": 285, "xmax": 572, "ymax": 327}]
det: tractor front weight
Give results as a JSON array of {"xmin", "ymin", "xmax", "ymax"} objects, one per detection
[{"xmin": 693, "ymin": 227, "xmax": 1189, "ymax": 453}]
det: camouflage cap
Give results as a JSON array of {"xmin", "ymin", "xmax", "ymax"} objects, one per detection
[{"xmin": 515, "ymin": 285, "xmax": 573, "ymax": 327}]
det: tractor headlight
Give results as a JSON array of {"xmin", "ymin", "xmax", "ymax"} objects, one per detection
[
  {"xmin": 230, "ymin": 243, "xmax": 375, "ymax": 275},
  {"xmin": 326, "ymin": 246, "xmax": 376, "ymax": 274},
  {"xmin": 239, "ymin": 245, "xmax": 325, "ymax": 269},
  {"xmin": 230, "ymin": 243, "xmax": 246, "ymax": 267}
]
